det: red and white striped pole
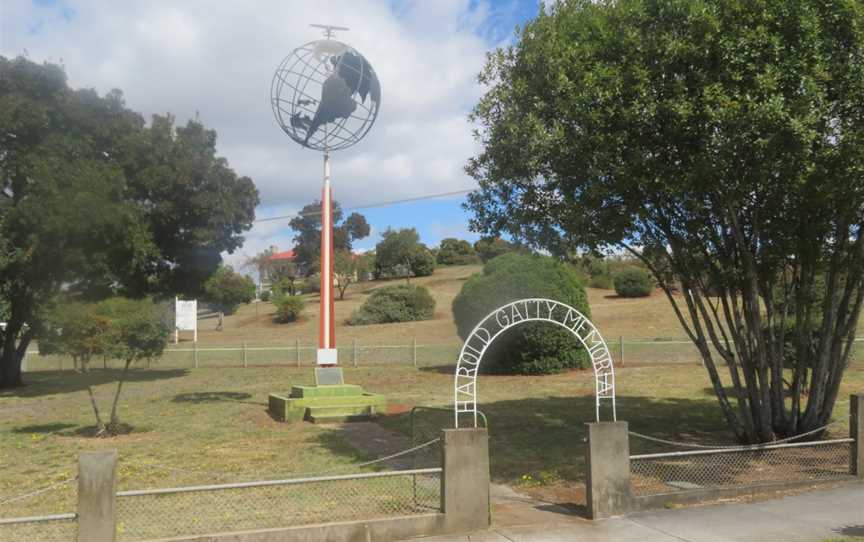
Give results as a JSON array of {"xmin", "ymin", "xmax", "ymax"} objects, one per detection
[{"xmin": 317, "ymin": 150, "xmax": 337, "ymax": 366}]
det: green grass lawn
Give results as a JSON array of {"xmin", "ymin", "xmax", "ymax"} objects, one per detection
[{"xmin": 2, "ymin": 361, "xmax": 861, "ymax": 520}]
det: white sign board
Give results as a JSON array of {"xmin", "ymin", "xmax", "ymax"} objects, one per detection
[{"xmin": 175, "ymin": 298, "xmax": 198, "ymax": 343}]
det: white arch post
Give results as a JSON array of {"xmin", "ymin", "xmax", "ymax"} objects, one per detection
[{"xmin": 454, "ymin": 298, "xmax": 616, "ymax": 428}]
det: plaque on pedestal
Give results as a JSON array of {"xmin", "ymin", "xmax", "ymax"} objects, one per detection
[{"xmin": 315, "ymin": 367, "xmax": 344, "ymax": 386}]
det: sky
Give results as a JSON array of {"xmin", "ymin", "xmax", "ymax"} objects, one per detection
[{"xmin": 0, "ymin": 0, "xmax": 540, "ymax": 272}]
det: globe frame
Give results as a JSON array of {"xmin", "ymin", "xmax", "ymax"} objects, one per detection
[{"xmin": 270, "ymin": 39, "xmax": 381, "ymax": 152}]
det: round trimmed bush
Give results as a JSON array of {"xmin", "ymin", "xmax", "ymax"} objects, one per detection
[
  {"xmin": 452, "ymin": 253, "xmax": 590, "ymax": 375},
  {"xmin": 348, "ymin": 284, "xmax": 435, "ymax": 325},
  {"xmin": 274, "ymin": 295, "xmax": 305, "ymax": 323},
  {"xmin": 259, "ymin": 291, "xmax": 271, "ymax": 302},
  {"xmin": 613, "ymin": 268, "xmax": 653, "ymax": 297}
]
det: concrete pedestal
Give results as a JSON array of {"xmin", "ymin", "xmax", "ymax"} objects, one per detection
[{"xmin": 268, "ymin": 383, "xmax": 386, "ymax": 423}]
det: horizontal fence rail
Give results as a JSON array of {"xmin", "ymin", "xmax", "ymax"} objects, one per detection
[
  {"xmin": 0, "ymin": 512, "xmax": 78, "ymax": 542},
  {"xmin": 630, "ymin": 438, "xmax": 854, "ymax": 496},
  {"xmin": 22, "ymin": 337, "xmax": 862, "ymax": 372},
  {"xmin": 630, "ymin": 438, "xmax": 854, "ymax": 459}
]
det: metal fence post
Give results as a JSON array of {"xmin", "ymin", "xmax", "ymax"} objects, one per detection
[
  {"xmin": 78, "ymin": 450, "xmax": 117, "ymax": 542},
  {"xmin": 193, "ymin": 341, "xmax": 198, "ymax": 369},
  {"xmin": 296, "ymin": 339, "xmax": 301, "ymax": 368},
  {"xmin": 242, "ymin": 341, "xmax": 248, "ymax": 368},
  {"xmin": 619, "ymin": 336, "xmax": 624, "ymax": 366},
  {"xmin": 852, "ymin": 394, "xmax": 863, "ymax": 477},
  {"xmin": 353, "ymin": 338, "xmax": 358, "ymax": 368},
  {"xmin": 412, "ymin": 338, "xmax": 417, "ymax": 368}
]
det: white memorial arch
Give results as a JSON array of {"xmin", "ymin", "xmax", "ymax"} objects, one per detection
[{"xmin": 454, "ymin": 298, "xmax": 616, "ymax": 427}]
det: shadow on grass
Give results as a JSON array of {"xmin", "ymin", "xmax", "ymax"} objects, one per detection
[
  {"xmin": 11, "ymin": 422, "xmax": 77, "ymax": 434},
  {"xmin": 172, "ymin": 391, "xmax": 258, "ymax": 405},
  {"xmin": 12, "ymin": 421, "xmax": 153, "ymax": 437},
  {"xmin": 2, "ymin": 368, "xmax": 190, "ymax": 398},
  {"xmin": 324, "ymin": 394, "xmax": 730, "ymax": 486}
]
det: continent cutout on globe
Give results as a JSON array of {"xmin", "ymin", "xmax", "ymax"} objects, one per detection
[{"xmin": 300, "ymin": 50, "xmax": 381, "ymax": 145}]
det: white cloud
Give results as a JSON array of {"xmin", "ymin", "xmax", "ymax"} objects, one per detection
[{"xmin": 1, "ymin": 0, "xmax": 505, "ymax": 267}]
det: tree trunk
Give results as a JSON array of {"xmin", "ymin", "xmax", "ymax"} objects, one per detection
[
  {"xmin": 109, "ymin": 359, "xmax": 132, "ymax": 427},
  {"xmin": 87, "ymin": 385, "xmax": 106, "ymax": 435},
  {"xmin": 0, "ymin": 318, "xmax": 25, "ymax": 389}
]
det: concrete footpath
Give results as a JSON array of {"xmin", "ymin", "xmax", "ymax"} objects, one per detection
[{"xmin": 406, "ymin": 483, "xmax": 864, "ymax": 541}]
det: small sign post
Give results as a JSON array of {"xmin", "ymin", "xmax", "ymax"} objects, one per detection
[{"xmin": 175, "ymin": 297, "xmax": 198, "ymax": 344}]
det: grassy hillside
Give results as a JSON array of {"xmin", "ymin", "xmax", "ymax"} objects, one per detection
[
  {"xmin": 194, "ymin": 264, "xmax": 730, "ymax": 346},
  {"xmin": 186, "ymin": 263, "xmax": 864, "ymax": 363},
  {"xmin": 25, "ymin": 264, "xmax": 863, "ymax": 370}
]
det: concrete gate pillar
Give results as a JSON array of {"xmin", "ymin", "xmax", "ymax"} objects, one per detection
[
  {"xmin": 585, "ymin": 421, "xmax": 632, "ymax": 519},
  {"xmin": 77, "ymin": 450, "xmax": 117, "ymax": 542},
  {"xmin": 442, "ymin": 428, "xmax": 491, "ymax": 532}
]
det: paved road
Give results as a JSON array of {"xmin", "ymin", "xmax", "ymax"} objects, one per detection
[{"xmin": 407, "ymin": 483, "xmax": 864, "ymax": 541}]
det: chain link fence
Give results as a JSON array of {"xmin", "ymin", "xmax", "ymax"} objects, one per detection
[
  {"xmin": 0, "ymin": 513, "xmax": 77, "ymax": 542},
  {"xmin": 115, "ymin": 468, "xmax": 441, "ymax": 541},
  {"xmin": 630, "ymin": 438, "xmax": 854, "ymax": 496},
  {"xmin": 0, "ymin": 477, "xmax": 78, "ymax": 542},
  {"xmin": 0, "ymin": 441, "xmax": 443, "ymax": 541}
]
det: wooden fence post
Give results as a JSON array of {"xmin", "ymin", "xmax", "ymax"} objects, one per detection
[
  {"xmin": 412, "ymin": 337, "xmax": 418, "ymax": 368},
  {"xmin": 296, "ymin": 339, "xmax": 301, "ymax": 367},
  {"xmin": 243, "ymin": 341, "xmax": 248, "ymax": 368},
  {"xmin": 353, "ymin": 338, "xmax": 358, "ymax": 368},
  {"xmin": 193, "ymin": 341, "xmax": 198, "ymax": 369}
]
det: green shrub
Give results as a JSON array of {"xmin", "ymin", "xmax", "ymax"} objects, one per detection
[
  {"xmin": 348, "ymin": 284, "xmax": 436, "ymax": 325},
  {"xmin": 259, "ymin": 291, "xmax": 270, "ymax": 302},
  {"xmin": 588, "ymin": 274, "xmax": 613, "ymax": 289},
  {"xmin": 452, "ymin": 253, "xmax": 590, "ymax": 375},
  {"xmin": 613, "ymin": 268, "xmax": 653, "ymax": 297},
  {"xmin": 409, "ymin": 247, "xmax": 436, "ymax": 277},
  {"xmin": 274, "ymin": 295, "xmax": 305, "ymax": 323}
]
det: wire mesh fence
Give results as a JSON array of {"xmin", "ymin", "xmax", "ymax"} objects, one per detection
[
  {"xmin": 115, "ymin": 469, "xmax": 441, "ymax": 541},
  {"xmin": 21, "ymin": 337, "xmax": 862, "ymax": 372},
  {"xmin": 630, "ymin": 439, "xmax": 854, "ymax": 496},
  {"xmin": 0, "ymin": 477, "xmax": 78, "ymax": 542},
  {"xmin": 0, "ymin": 514, "xmax": 78, "ymax": 542}
]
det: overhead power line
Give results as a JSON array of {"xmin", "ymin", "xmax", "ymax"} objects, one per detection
[{"xmin": 254, "ymin": 188, "xmax": 474, "ymax": 223}]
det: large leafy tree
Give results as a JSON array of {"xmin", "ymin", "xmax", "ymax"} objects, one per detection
[
  {"xmin": 374, "ymin": 228, "xmax": 436, "ymax": 279},
  {"xmin": 0, "ymin": 56, "xmax": 258, "ymax": 388},
  {"xmin": 288, "ymin": 201, "xmax": 369, "ymax": 273},
  {"xmin": 466, "ymin": 0, "xmax": 864, "ymax": 442}
]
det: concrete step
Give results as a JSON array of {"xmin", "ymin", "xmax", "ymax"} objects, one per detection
[
  {"xmin": 307, "ymin": 412, "xmax": 375, "ymax": 424},
  {"xmin": 305, "ymin": 404, "xmax": 377, "ymax": 423}
]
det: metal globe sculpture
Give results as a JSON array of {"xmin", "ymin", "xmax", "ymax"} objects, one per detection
[{"xmin": 271, "ymin": 39, "xmax": 381, "ymax": 152}]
